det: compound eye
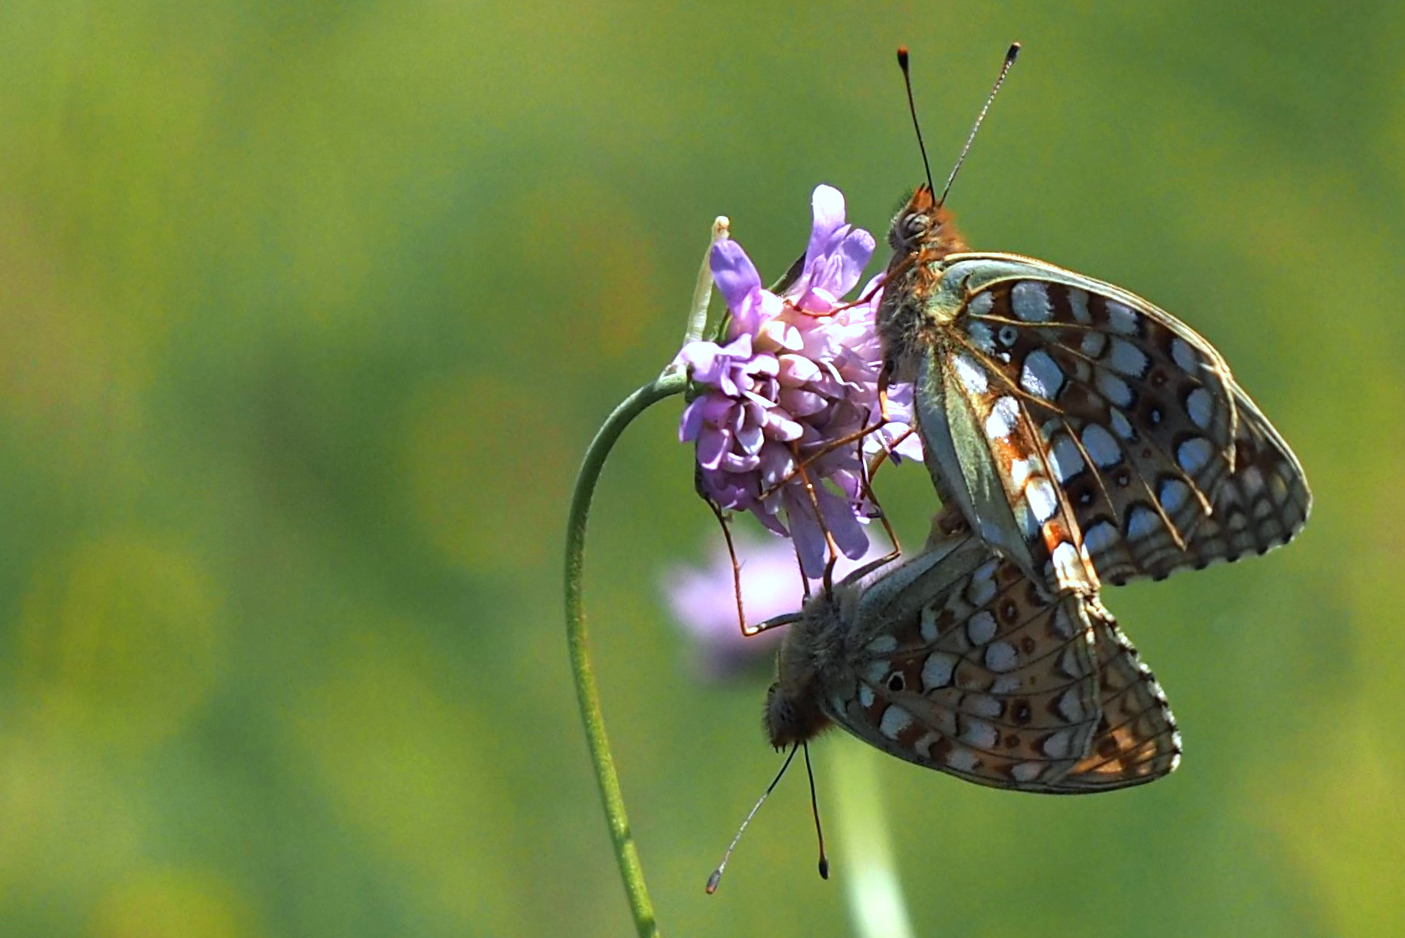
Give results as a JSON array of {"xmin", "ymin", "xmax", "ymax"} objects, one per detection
[{"xmin": 890, "ymin": 210, "xmax": 930, "ymax": 252}]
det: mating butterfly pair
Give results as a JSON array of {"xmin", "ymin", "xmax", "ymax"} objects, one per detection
[
  {"xmin": 760, "ymin": 49, "xmax": 1310, "ymax": 795},
  {"xmin": 766, "ymin": 219, "xmax": 1311, "ymax": 791}
]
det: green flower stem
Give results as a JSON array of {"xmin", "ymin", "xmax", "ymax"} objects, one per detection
[
  {"xmin": 829, "ymin": 739, "xmax": 916, "ymax": 938},
  {"xmin": 564, "ymin": 371, "xmax": 688, "ymax": 938}
]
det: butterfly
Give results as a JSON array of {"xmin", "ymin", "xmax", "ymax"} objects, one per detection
[
  {"xmin": 877, "ymin": 188, "xmax": 1310, "ymax": 596},
  {"xmin": 874, "ymin": 49, "xmax": 1310, "ymax": 596},
  {"xmin": 765, "ymin": 508, "xmax": 1180, "ymax": 792}
]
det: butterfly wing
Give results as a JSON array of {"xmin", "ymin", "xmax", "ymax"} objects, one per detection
[
  {"xmin": 915, "ymin": 338, "xmax": 1101, "ymax": 597},
  {"xmin": 1153, "ymin": 381, "xmax": 1311, "ymax": 576},
  {"xmin": 1044, "ymin": 599, "xmax": 1181, "ymax": 790},
  {"xmin": 819, "ymin": 535, "xmax": 1180, "ymax": 793},
  {"xmin": 918, "ymin": 252, "xmax": 1306, "ymax": 587},
  {"xmin": 822, "ymin": 533, "xmax": 1120, "ymax": 792}
]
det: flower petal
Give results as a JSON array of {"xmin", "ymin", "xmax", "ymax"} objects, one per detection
[
  {"xmin": 696, "ymin": 428, "xmax": 731, "ymax": 471},
  {"xmin": 757, "ymin": 444, "xmax": 795, "ymax": 490},
  {"xmin": 679, "ymin": 397, "xmax": 706, "ymax": 442},
  {"xmin": 805, "ymin": 185, "xmax": 848, "ymax": 272},
  {"xmin": 891, "ymin": 425, "xmax": 925, "ymax": 462},
  {"xmin": 710, "ymin": 241, "xmax": 762, "ymax": 310},
  {"xmin": 785, "ymin": 504, "xmax": 828, "ymax": 579},
  {"xmin": 830, "ymin": 228, "xmax": 876, "ymax": 295},
  {"xmin": 719, "ymin": 450, "xmax": 761, "ymax": 473},
  {"xmin": 778, "ymin": 387, "xmax": 827, "ymax": 417},
  {"xmin": 763, "ymin": 410, "xmax": 805, "ymax": 442},
  {"xmin": 674, "ymin": 339, "xmax": 724, "ymax": 378},
  {"xmin": 757, "ymin": 318, "xmax": 804, "ymax": 353},
  {"xmin": 812, "ymin": 485, "xmax": 871, "ymax": 560},
  {"xmin": 735, "ymin": 421, "xmax": 764, "ymax": 455},
  {"xmin": 776, "ymin": 353, "xmax": 822, "ymax": 386}
]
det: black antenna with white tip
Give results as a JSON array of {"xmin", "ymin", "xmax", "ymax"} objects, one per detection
[
  {"xmin": 899, "ymin": 42, "xmax": 1021, "ymax": 208},
  {"xmin": 706, "ymin": 743, "xmax": 830, "ymax": 893},
  {"xmin": 940, "ymin": 42, "xmax": 1020, "ymax": 207}
]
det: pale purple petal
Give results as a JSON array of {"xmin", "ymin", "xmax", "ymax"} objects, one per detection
[
  {"xmin": 676, "ymin": 335, "xmax": 753, "ymax": 395},
  {"xmin": 738, "ymin": 398, "xmax": 766, "ymax": 426},
  {"xmin": 680, "ymin": 393, "xmax": 740, "ymax": 442},
  {"xmin": 677, "ymin": 186, "xmax": 923, "ymax": 577},
  {"xmin": 762, "ymin": 410, "xmax": 805, "ymax": 442},
  {"xmin": 794, "ymin": 284, "xmax": 840, "ymax": 314},
  {"xmin": 778, "ymin": 387, "xmax": 827, "ymax": 417},
  {"xmin": 679, "ymin": 397, "xmax": 706, "ymax": 442},
  {"xmin": 719, "ymin": 449, "xmax": 761, "ymax": 473},
  {"xmin": 812, "ymin": 482, "xmax": 869, "ymax": 553},
  {"xmin": 710, "ymin": 241, "xmax": 762, "ymax": 311},
  {"xmin": 662, "ymin": 534, "xmax": 897, "ymax": 682},
  {"xmin": 805, "ymin": 185, "xmax": 848, "ymax": 272},
  {"xmin": 783, "ymin": 482, "xmax": 870, "ymax": 579},
  {"xmin": 831, "ymin": 228, "xmax": 877, "ymax": 295},
  {"xmin": 757, "ymin": 444, "xmax": 795, "ymax": 490},
  {"xmin": 735, "ymin": 290, "xmax": 786, "ymax": 340},
  {"xmin": 673, "ymin": 339, "xmax": 723, "ymax": 376},
  {"xmin": 891, "ymin": 428, "xmax": 925, "ymax": 461},
  {"xmin": 746, "ymin": 352, "xmax": 780, "ymax": 378},
  {"xmin": 735, "ymin": 422, "xmax": 764, "ymax": 454},
  {"xmin": 702, "ymin": 394, "xmax": 741, "ymax": 428},
  {"xmin": 696, "ymin": 428, "xmax": 730, "ymax": 470},
  {"xmin": 757, "ymin": 317, "xmax": 804, "ymax": 352},
  {"xmin": 786, "ymin": 505, "xmax": 829, "ymax": 580},
  {"xmin": 777, "ymin": 354, "xmax": 822, "ymax": 385},
  {"xmin": 823, "ymin": 495, "xmax": 872, "ymax": 561}
]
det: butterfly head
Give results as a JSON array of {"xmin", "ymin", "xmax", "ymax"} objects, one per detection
[
  {"xmin": 886, "ymin": 184, "xmax": 967, "ymax": 264},
  {"xmin": 876, "ymin": 184, "xmax": 968, "ymax": 380},
  {"xmin": 764, "ymin": 679, "xmax": 830, "ymax": 750}
]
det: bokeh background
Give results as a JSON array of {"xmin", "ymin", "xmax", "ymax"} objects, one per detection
[{"xmin": 0, "ymin": 2, "xmax": 1399, "ymax": 935}]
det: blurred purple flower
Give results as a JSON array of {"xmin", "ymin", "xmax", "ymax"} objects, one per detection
[
  {"xmin": 675, "ymin": 185, "xmax": 922, "ymax": 578},
  {"xmin": 664, "ymin": 535, "xmax": 891, "ymax": 682}
]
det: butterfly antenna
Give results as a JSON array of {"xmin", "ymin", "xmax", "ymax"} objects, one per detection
[
  {"xmin": 803, "ymin": 743, "xmax": 830, "ymax": 879},
  {"xmin": 707, "ymin": 744, "xmax": 801, "ymax": 894},
  {"xmin": 936, "ymin": 41, "xmax": 1021, "ymax": 209},
  {"xmin": 896, "ymin": 47, "xmax": 934, "ymax": 195}
]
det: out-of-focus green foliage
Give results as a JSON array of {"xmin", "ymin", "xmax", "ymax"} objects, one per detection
[{"xmin": 0, "ymin": 2, "xmax": 1398, "ymax": 935}]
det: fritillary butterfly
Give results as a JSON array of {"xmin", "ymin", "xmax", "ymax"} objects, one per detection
[
  {"xmin": 877, "ymin": 48, "xmax": 1310, "ymax": 596},
  {"xmin": 765, "ymin": 510, "xmax": 1180, "ymax": 792}
]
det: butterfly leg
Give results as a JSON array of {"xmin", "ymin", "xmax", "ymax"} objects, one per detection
[
  {"xmin": 701, "ymin": 496, "xmax": 759, "ymax": 636},
  {"xmin": 755, "ymin": 361, "xmax": 907, "ymax": 503},
  {"xmin": 877, "ymin": 362, "xmax": 897, "ymax": 422},
  {"xmin": 855, "ymin": 439, "xmax": 905, "ymax": 562},
  {"xmin": 789, "ymin": 455, "xmax": 845, "ymax": 594},
  {"xmin": 748, "ymin": 610, "xmax": 804, "ymax": 635},
  {"xmin": 863, "ymin": 424, "xmax": 915, "ymax": 481},
  {"xmin": 754, "ymin": 419, "xmax": 894, "ymax": 505}
]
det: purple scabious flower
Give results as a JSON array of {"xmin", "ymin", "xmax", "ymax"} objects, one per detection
[
  {"xmin": 663, "ymin": 535, "xmax": 891, "ymax": 682},
  {"xmin": 675, "ymin": 185, "xmax": 922, "ymax": 578}
]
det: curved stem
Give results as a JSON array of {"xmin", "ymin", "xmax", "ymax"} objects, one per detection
[{"xmin": 564, "ymin": 371, "xmax": 688, "ymax": 938}]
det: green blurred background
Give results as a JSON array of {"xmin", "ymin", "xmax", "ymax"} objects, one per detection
[{"xmin": 0, "ymin": 1, "xmax": 1398, "ymax": 935}]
